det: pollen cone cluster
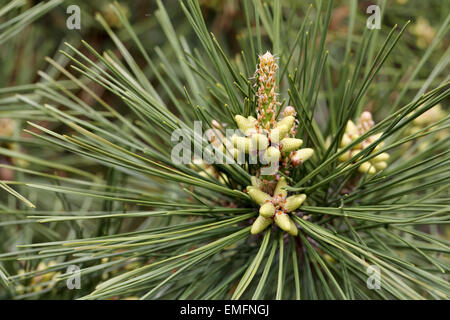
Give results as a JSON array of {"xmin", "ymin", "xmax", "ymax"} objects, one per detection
[
  {"xmin": 202, "ymin": 52, "xmax": 313, "ymax": 236},
  {"xmin": 405, "ymin": 104, "xmax": 447, "ymax": 152},
  {"xmin": 230, "ymin": 52, "xmax": 314, "ymax": 175},
  {"xmin": 15, "ymin": 261, "xmax": 60, "ymax": 295},
  {"xmin": 247, "ymin": 176, "xmax": 307, "ymax": 236},
  {"xmin": 338, "ymin": 111, "xmax": 389, "ymax": 174}
]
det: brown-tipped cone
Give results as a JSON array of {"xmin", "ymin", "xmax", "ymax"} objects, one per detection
[
  {"xmin": 247, "ymin": 186, "xmax": 272, "ymax": 205},
  {"xmin": 259, "ymin": 202, "xmax": 275, "ymax": 218},
  {"xmin": 280, "ymin": 138, "xmax": 303, "ymax": 152},
  {"xmin": 250, "ymin": 215, "xmax": 273, "ymax": 235},
  {"xmin": 274, "ymin": 176, "xmax": 288, "ymax": 199},
  {"xmin": 285, "ymin": 194, "xmax": 307, "ymax": 212}
]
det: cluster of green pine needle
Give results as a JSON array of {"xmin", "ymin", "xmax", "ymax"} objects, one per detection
[{"xmin": 0, "ymin": 0, "xmax": 449, "ymax": 300}]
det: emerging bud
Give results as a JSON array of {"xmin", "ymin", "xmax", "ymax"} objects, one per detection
[
  {"xmin": 346, "ymin": 120, "xmax": 359, "ymax": 137},
  {"xmin": 358, "ymin": 161, "xmax": 376, "ymax": 174},
  {"xmin": 290, "ymin": 148, "xmax": 314, "ymax": 165},
  {"xmin": 372, "ymin": 152, "xmax": 390, "ymax": 162},
  {"xmin": 259, "ymin": 202, "xmax": 275, "ymax": 218},
  {"xmin": 287, "ymin": 218, "xmax": 298, "ymax": 236},
  {"xmin": 340, "ymin": 133, "xmax": 353, "ymax": 147},
  {"xmin": 358, "ymin": 111, "xmax": 374, "ymax": 133},
  {"xmin": 269, "ymin": 116, "xmax": 295, "ymax": 143},
  {"xmin": 232, "ymin": 135, "xmax": 250, "ymax": 153},
  {"xmin": 0, "ymin": 118, "xmax": 16, "ymax": 138},
  {"xmin": 251, "ymin": 133, "xmax": 269, "ymax": 150},
  {"xmin": 284, "ymin": 194, "xmax": 307, "ymax": 212},
  {"xmin": 275, "ymin": 212, "xmax": 297, "ymax": 236},
  {"xmin": 337, "ymin": 112, "xmax": 389, "ymax": 174},
  {"xmin": 251, "ymin": 215, "xmax": 273, "ymax": 235},
  {"xmin": 251, "ymin": 176, "xmax": 262, "ymax": 188},
  {"xmin": 235, "ymin": 115, "xmax": 256, "ymax": 135},
  {"xmin": 413, "ymin": 104, "xmax": 444, "ymax": 126},
  {"xmin": 229, "ymin": 148, "xmax": 242, "ymax": 160},
  {"xmin": 269, "ymin": 126, "xmax": 287, "ymax": 143},
  {"xmin": 264, "ymin": 146, "xmax": 281, "ymax": 164},
  {"xmin": 280, "ymin": 138, "xmax": 303, "ymax": 153},
  {"xmin": 247, "ymin": 186, "xmax": 272, "ymax": 205},
  {"xmin": 283, "ymin": 106, "xmax": 296, "ymax": 117},
  {"xmin": 276, "ymin": 116, "xmax": 295, "ymax": 131},
  {"xmin": 274, "ymin": 176, "xmax": 288, "ymax": 199}
]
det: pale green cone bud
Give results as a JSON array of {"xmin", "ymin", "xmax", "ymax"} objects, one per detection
[
  {"xmin": 338, "ymin": 149, "xmax": 361, "ymax": 162},
  {"xmin": 247, "ymin": 186, "xmax": 272, "ymax": 205},
  {"xmin": 280, "ymin": 138, "xmax": 303, "ymax": 153},
  {"xmin": 346, "ymin": 120, "xmax": 358, "ymax": 136},
  {"xmin": 408, "ymin": 126, "xmax": 421, "ymax": 135},
  {"xmin": 287, "ymin": 218, "xmax": 298, "ymax": 236},
  {"xmin": 274, "ymin": 212, "xmax": 290, "ymax": 232},
  {"xmin": 369, "ymin": 133, "xmax": 383, "ymax": 148},
  {"xmin": 373, "ymin": 142, "xmax": 384, "ymax": 152},
  {"xmin": 263, "ymin": 146, "xmax": 281, "ymax": 164},
  {"xmin": 250, "ymin": 215, "xmax": 273, "ymax": 235},
  {"xmin": 259, "ymin": 202, "xmax": 275, "ymax": 218},
  {"xmin": 358, "ymin": 162, "xmax": 376, "ymax": 174},
  {"xmin": 269, "ymin": 126, "xmax": 288, "ymax": 143},
  {"xmin": 251, "ymin": 133, "xmax": 269, "ymax": 150},
  {"xmin": 190, "ymin": 159, "xmax": 206, "ymax": 170},
  {"xmin": 341, "ymin": 132, "xmax": 362, "ymax": 148},
  {"xmin": 274, "ymin": 176, "xmax": 288, "ymax": 199},
  {"xmin": 291, "ymin": 148, "xmax": 314, "ymax": 164},
  {"xmin": 284, "ymin": 194, "xmax": 307, "ymax": 212},
  {"xmin": 373, "ymin": 161, "xmax": 387, "ymax": 170},
  {"xmin": 235, "ymin": 115, "xmax": 256, "ymax": 135},
  {"xmin": 218, "ymin": 174, "xmax": 229, "ymax": 185},
  {"xmin": 232, "ymin": 135, "xmax": 250, "ymax": 153},
  {"xmin": 269, "ymin": 117, "xmax": 294, "ymax": 143},
  {"xmin": 372, "ymin": 152, "xmax": 389, "ymax": 162},
  {"xmin": 199, "ymin": 171, "xmax": 209, "ymax": 179},
  {"xmin": 325, "ymin": 136, "xmax": 331, "ymax": 149},
  {"xmin": 340, "ymin": 133, "xmax": 352, "ymax": 147},
  {"xmin": 275, "ymin": 212, "xmax": 297, "ymax": 235},
  {"xmin": 276, "ymin": 116, "xmax": 295, "ymax": 131},
  {"xmin": 337, "ymin": 149, "xmax": 349, "ymax": 162},
  {"xmin": 251, "ymin": 176, "xmax": 262, "ymax": 188},
  {"xmin": 413, "ymin": 104, "xmax": 444, "ymax": 126}
]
